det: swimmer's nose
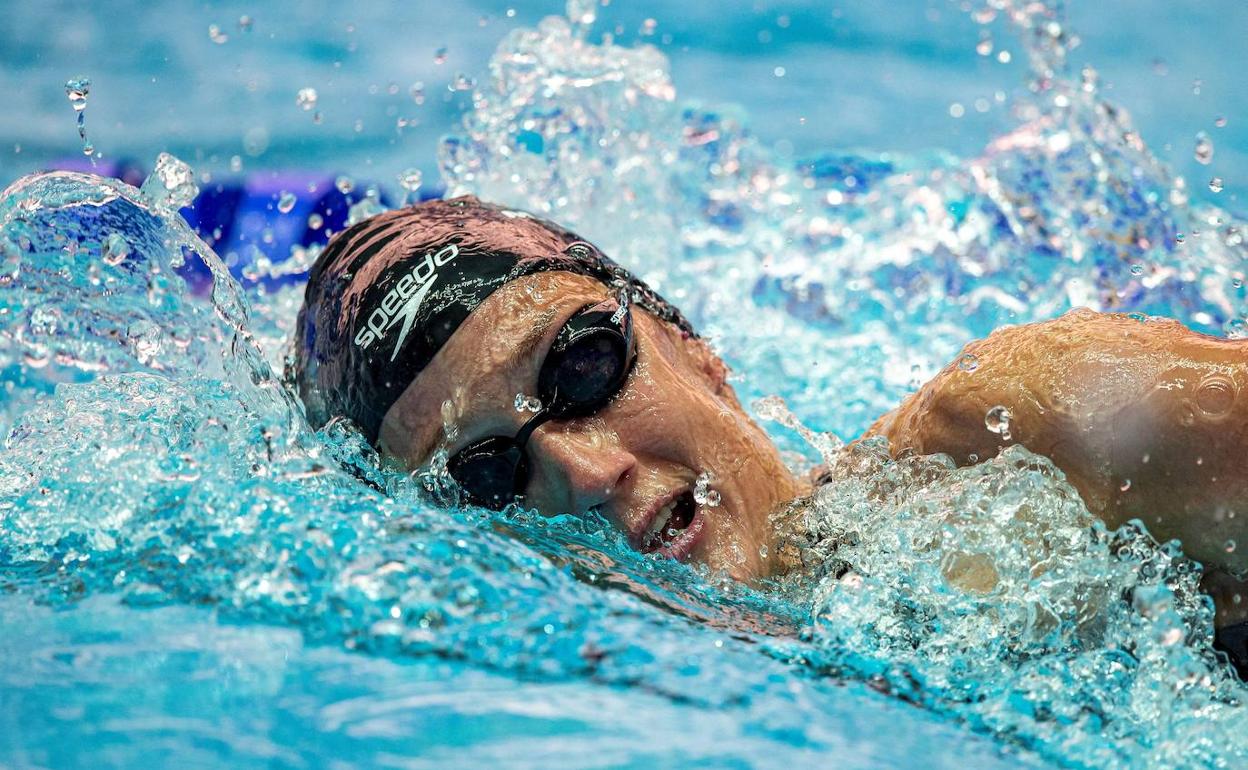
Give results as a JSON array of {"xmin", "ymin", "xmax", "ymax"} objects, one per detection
[{"xmin": 525, "ymin": 425, "xmax": 636, "ymax": 517}]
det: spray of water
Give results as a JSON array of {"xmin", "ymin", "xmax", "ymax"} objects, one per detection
[{"xmin": 3, "ymin": 1, "xmax": 1248, "ymax": 767}]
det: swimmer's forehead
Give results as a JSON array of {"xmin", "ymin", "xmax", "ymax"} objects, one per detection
[{"xmin": 377, "ymin": 271, "xmax": 612, "ymax": 465}]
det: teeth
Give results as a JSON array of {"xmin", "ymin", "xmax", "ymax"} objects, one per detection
[{"xmin": 648, "ymin": 499, "xmax": 677, "ymax": 538}]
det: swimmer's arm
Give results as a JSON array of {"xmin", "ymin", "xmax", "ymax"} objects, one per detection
[{"xmin": 864, "ymin": 308, "xmax": 1248, "ymax": 575}]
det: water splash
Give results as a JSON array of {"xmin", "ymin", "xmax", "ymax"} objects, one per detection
[
  {"xmin": 139, "ymin": 152, "xmax": 199, "ymax": 213},
  {"xmin": 5, "ymin": 2, "xmax": 1248, "ymax": 768}
]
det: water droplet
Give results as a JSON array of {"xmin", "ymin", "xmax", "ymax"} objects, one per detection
[
  {"xmin": 208, "ymin": 24, "xmax": 229, "ymax": 44},
  {"xmin": 976, "ymin": 34, "xmax": 993, "ymax": 57},
  {"xmin": 140, "ymin": 152, "xmax": 199, "ymax": 213},
  {"xmin": 409, "ymin": 82, "xmax": 426, "ymax": 105},
  {"xmin": 398, "ymin": 168, "xmax": 423, "ymax": 192},
  {"xmin": 23, "ymin": 347, "xmax": 51, "ymax": 368},
  {"xmin": 65, "ymin": 76, "xmax": 90, "ymax": 111},
  {"xmin": 433, "ymin": 46, "xmax": 448, "ymax": 65},
  {"xmin": 1175, "ymin": 232, "xmax": 1186, "ymax": 244},
  {"xmin": 693, "ymin": 471, "xmax": 721, "ymax": 507},
  {"xmin": 1161, "ymin": 627, "xmax": 1184, "ymax": 646},
  {"xmin": 514, "ymin": 393, "xmax": 543, "ymax": 413},
  {"xmin": 1209, "ymin": 177, "xmax": 1224, "ymax": 193},
  {"xmin": 237, "ymin": 15, "xmax": 254, "ymax": 32},
  {"xmin": 1129, "ymin": 263, "xmax": 1144, "ymax": 276},
  {"xmin": 949, "ymin": 103, "xmax": 965, "ymax": 118},
  {"xmin": 296, "ymin": 87, "xmax": 318, "ymax": 111},
  {"xmin": 1224, "ymin": 318, "xmax": 1248, "ymax": 339},
  {"xmin": 758, "ymin": 544, "xmax": 769, "ymax": 559},
  {"xmin": 1194, "ymin": 132, "xmax": 1214, "ymax": 165},
  {"xmin": 271, "ymin": 191, "xmax": 296, "ymax": 214},
  {"xmin": 640, "ymin": 18, "xmax": 657, "ymax": 36},
  {"xmin": 1215, "ymin": 115, "xmax": 1228, "ymax": 128},
  {"xmin": 773, "ymin": 66, "xmax": 787, "ymax": 78},
  {"xmin": 1226, "ymin": 539, "xmax": 1237, "ymax": 553},
  {"xmin": 307, "ymin": 212, "xmax": 324, "ymax": 230},
  {"xmin": 347, "ymin": 195, "xmax": 384, "ymax": 225},
  {"xmin": 1119, "ymin": 479, "xmax": 1132, "ymax": 492},
  {"xmin": 335, "ymin": 175, "xmax": 355, "ymax": 194},
  {"xmin": 449, "ymin": 73, "xmax": 476, "ymax": 92},
  {"xmin": 957, "ymin": 353, "xmax": 979, "ymax": 372},
  {"xmin": 985, "ymin": 405, "xmax": 1012, "ymax": 441},
  {"xmin": 566, "ymin": 0, "xmax": 596, "ymax": 29},
  {"xmin": 102, "ymin": 233, "xmax": 130, "ymax": 266}
]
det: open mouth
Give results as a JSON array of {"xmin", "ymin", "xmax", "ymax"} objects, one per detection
[{"xmin": 640, "ymin": 489, "xmax": 697, "ymax": 554}]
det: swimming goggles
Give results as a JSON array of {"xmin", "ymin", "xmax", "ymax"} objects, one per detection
[{"xmin": 446, "ymin": 297, "xmax": 636, "ymax": 509}]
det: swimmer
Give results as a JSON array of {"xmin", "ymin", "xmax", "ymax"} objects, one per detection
[{"xmin": 292, "ymin": 196, "xmax": 1248, "ymax": 670}]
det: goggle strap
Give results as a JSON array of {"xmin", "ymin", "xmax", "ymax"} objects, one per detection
[{"xmin": 513, "ymin": 407, "xmax": 553, "ymax": 449}]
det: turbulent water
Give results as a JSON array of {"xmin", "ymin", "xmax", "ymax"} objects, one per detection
[{"xmin": 3, "ymin": 1, "xmax": 1248, "ymax": 768}]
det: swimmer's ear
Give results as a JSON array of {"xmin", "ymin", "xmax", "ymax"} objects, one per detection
[{"xmin": 690, "ymin": 337, "xmax": 742, "ymax": 409}]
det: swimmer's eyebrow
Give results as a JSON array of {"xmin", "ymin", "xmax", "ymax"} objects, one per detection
[{"xmin": 510, "ymin": 307, "xmax": 560, "ymax": 370}]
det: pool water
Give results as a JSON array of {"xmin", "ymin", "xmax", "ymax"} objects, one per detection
[{"xmin": 3, "ymin": 1, "xmax": 1248, "ymax": 768}]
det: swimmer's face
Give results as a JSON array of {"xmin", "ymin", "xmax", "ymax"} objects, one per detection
[{"xmin": 378, "ymin": 272, "xmax": 806, "ymax": 579}]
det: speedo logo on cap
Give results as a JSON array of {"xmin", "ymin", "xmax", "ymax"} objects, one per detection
[{"xmin": 354, "ymin": 243, "xmax": 458, "ymax": 361}]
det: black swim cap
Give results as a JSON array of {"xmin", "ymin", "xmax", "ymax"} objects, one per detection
[{"xmin": 292, "ymin": 196, "xmax": 695, "ymax": 443}]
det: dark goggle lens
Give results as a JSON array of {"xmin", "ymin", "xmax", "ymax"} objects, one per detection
[
  {"xmin": 542, "ymin": 332, "xmax": 630, "ymax": 415},
  {"xmin": 539, "ymin": 302, "xmax": 635, "ymax": 417},
  {"xmin": 446, "ymin": 436, "xmax": 529, "ymax": 510},
  {"xmin": 447, "ymin": 300, "xmax": 635, "ymax": 509}
]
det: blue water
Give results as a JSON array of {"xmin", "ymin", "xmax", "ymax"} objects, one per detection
[{"xmin": 3, "ymin": 2, "xmax": 1248, "ymax": 768}]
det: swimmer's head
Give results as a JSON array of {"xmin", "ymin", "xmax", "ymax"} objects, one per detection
[{"xmin": 293, "ymin": 196, "xmax": 805, "ymax": 578}]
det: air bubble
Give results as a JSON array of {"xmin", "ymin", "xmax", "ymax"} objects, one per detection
[
  {"xmin": 277, "ymin": 192, "xmax": 297, "ymax": 214},
  {"xmin": 433, "ymin": 46, "xmax": 448, "ymax": 65},
  {"xmin": 957, "ymin": 353, "xmax": 979, "ymax": 372},
  {"xmin": 1129, "ymin": 263, "xmax": 1144, "ymax": 276},
  {"xmin": 335, "ymin": 175, "xmax": 355, "ymax": 194},
  {"xmin": 307, "ymin": 212, "xmax": 324, "ymax": 230},
  {"xmin": 985, "ymin": 405, "xmax": 1012, "ymax": 441},
  {"xmin": 208, "ymin": 24, "xmax": 229, "ymax": 44},
  {"xmin": 1209, "ymin": 177, "xmax": 1224, "ymax": 194},
  {"xmin": 1227, "ymin": 539, "xmax": 1237, "ymax": 553}
]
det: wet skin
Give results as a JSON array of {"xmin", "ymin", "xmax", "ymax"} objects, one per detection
[
  {"xmin": 868, "ymin": 308, "xmax": 1248, "ymax": 623},
  {"xmin": 379, "ymin": 274, "xmax": 1248, "ymax": 620},
  {"xmin": 378, "ymin": 272, "xmax": 808, "ymax": 580}
]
